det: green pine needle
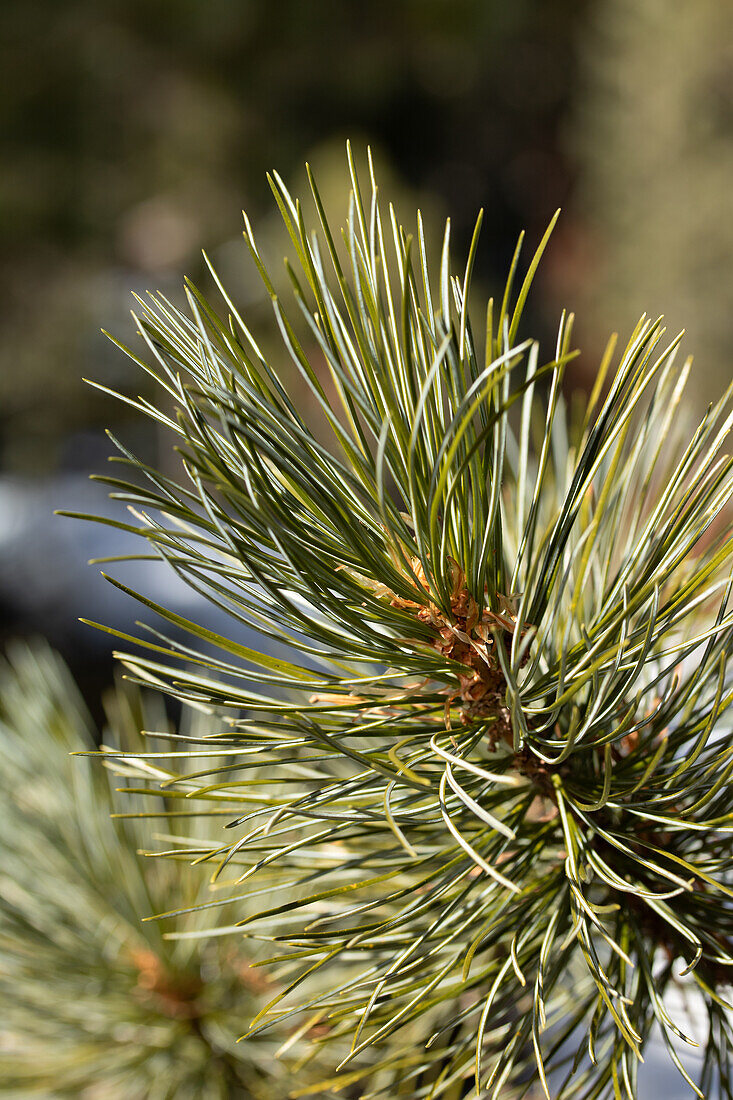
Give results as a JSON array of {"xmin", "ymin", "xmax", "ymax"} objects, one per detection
[{"xmin": 71, "ymin": 145, "xmax": 733, "ymax": 1098}]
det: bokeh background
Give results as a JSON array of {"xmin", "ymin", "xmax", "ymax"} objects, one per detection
[{"xmin": 1, "ymin": 0, "xmax": 732, "ymax": 695}]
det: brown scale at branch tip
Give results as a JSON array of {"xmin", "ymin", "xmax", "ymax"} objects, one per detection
[{"xmin": 385, "ymin": 555, "xmax": 529, "ymax": 744}]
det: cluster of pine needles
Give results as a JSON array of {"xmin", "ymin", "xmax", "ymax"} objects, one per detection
[{"xmin": 59, "ymin": 147, "xmax": 733, "ymax": 1098}]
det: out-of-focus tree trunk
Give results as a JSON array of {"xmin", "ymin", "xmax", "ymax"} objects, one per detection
[{"xmin": 569, "ymin": 0, "xmax": 733, "ymax": 408}]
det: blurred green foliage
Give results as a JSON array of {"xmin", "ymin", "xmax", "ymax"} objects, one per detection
[{"xmin": 0, "ymin": 642, "xmax": 299, "ymax": 1098}]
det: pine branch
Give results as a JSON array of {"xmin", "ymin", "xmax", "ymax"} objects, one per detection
[{"xmin": 71, "ymin": 145, "xmax": 733, "ymax": 1098}]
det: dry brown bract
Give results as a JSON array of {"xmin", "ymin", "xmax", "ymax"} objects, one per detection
[{"xmin": 376, "ymin": 554, "xmax": 525, "ymax": 744}]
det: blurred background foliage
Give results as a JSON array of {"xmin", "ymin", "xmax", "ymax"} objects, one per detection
[
  {"xmin": 0, "ymin": 643, "xmax": 297, "ymax": 1099},
  {"xmin": 0, "ymin": 0, "xmax": 731, "ymax": 663},
  {"xmin": 0, "ymin": 0, "xmax": 581, "ymax": 474}
]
